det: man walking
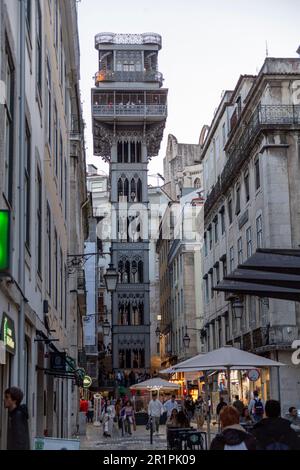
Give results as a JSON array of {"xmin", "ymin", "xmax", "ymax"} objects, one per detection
[
  {"xmin": 148, "ymin": 393, "xmax": 163, "ymax": 435},
  {"xmin": 233, "ymin": 395, "xmax": 244, "ymax": 416},
  {"xmin": 4, "ymin": 387, "xmax": 30, "ymax": 450},
  {"xmin": 248, "ymin": 390, "xmax": 264, "ymax": 423},
  {"xmin": 164, "ymin": 395, "xmax": 179, "ymax": 418}
]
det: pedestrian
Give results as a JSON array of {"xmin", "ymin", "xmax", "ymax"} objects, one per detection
[
  {"xmin": 164, "ymin": 394, "xmax": 179, "ymax": 418},
  {"xmin": 184, "ymin": 395, "xmax": 195, "ymax": 423},
  {"xmin": 252, "ymin": 400, "xmax": 300, "ymax": 450},
  {"xmin": 194, "ymin": 396, "xmax": 206, "ymax": 429},
  {"xmin": 101, "ymin": 399, "xmax": 115, "ymax": 437},
  {"xmin": 248, "ymin": 390, "xmax": 264, "ymax": 423},
  {"xmin": 177, "ymin": 410, "xmax": 190, "ymax": 428},
  {"xmin": 148, "ymin": 393, "xmax": 163, "ymax": 435},
  {"xmin": 210, "ymin": 405, "xmax": 256, "ymax": 450},
  {"xmin": 4, "ymin": 386, "xmax": 30, "ymax": 450},
  {"xmin": 240, "ymin": 407, "xmax": 254, "ymax": 426},
  {"xmin": 87, "ymin": 397, "xmax": 94, "ymax": 423},
  {"xmin": 286, "ymin": 406, "xmax": 300, "ymax": 432},
  {"xmin": 115, "ymin": 398, "xmax": 123, "ymax": 434},
  {"xmin": 216, "ymin": 396, "xmax": 227, "ymax": 431},
  {"xmin": 232, "ymin": 395, "xmax": 244, "ymax": 416},
  {"xmin": 166, "ymin": 409, "xmax": 180, "ymax": 449},
  {"xmin": 121, "ymin": 400, "xmax": 135, "ymax": 436}
]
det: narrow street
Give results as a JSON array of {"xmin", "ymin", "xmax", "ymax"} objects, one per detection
[{"xmin": 80, "ymin": 423, "xmax": 168, "ymax": 450}]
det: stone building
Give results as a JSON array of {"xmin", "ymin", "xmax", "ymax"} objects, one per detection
[
  {"xmin": 201, "ymin": 58, "xmax": 300, "ymax": 412},
  {"xmin": 0, "ymin": 0, "xmax": 88, "ymax": 447},
  {"xmin": 91, "ymin": 33, "xmax": 168, "ymax": 374}
]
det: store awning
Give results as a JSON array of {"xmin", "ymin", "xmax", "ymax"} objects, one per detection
[{"xmin": 213, "ymin": 249, "xmax": 300, "ymax": 301}]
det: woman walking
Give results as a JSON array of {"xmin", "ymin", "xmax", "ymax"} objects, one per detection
[
  {"xmin": 101, "ymin": 399, "xmax": 115, "ymax": 437},
  {"xmin": 121, "ymin": 400, "xmax": 135, "ymax": 436}
]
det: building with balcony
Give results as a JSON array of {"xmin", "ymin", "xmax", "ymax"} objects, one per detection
[
  {"xmin": 91, "ymin": 32, "xmax": 168, "ymax": 375},
  {"xmin": 201, "ymin": 57, "xmax": 300, "ymax": 412}
]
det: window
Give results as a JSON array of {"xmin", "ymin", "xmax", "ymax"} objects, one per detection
[
  {"xmin": 256, "ymin": 215, "xmax": 263, "ymax": 249},
  {"xmin": 215, "ymin": 263, "xmax": 220, "ymax": 284},
  {"xmin": 235, "ymin": 184, "xmax": 241, "ymax": 215},
  {"xmin": 204, "ymin": 233, "xmax": 208, "ymax": 256},
  {"xmin": 255, "ymin": 157, "xmax": 260, "ymax": 190},
  {"xmin": 36, "ymin": 0, "xmax": 42, "ymax": 96},
  {"xmin": 225, "ymin": 313, "xmax": 230, "ymax": 343},
  {"xmin": 228, "ymin": 197, "xmax": 233, "ymax": 224},
  {"xmin": 25, "ymin": 121, "xmax": 31, "ymax": 248},
  {"xmin": 53, "ymin": 102, "xmax": 57, "ymax": 169},
  {"xmin": 246, "ymin": 227, "xmax": 252, "ymax": 258},
  {"xmin": 210, "ymin": 271, "xmax": 214, "ymax": 299},
  {"xmin": 220, "ymin": 207, "xmax": 225, "ymax": 235},
  {"xmin": 54, "ymin": 229, "xmax": 58, "ymax": 308},
  {"xmin": 4, "ymin": 39, "xmax": 15, "ymax": 206},
  {"xmin": 46, "ymin": 58, "xmax": 52, "ymax": 147},
  {"xmin": 46, "ymin": 203, "xmax": 51, "ymax": 294},
  {"xmin": 25, "ymin": 0, "xmax": 32, "ymax": 35},
  {"xmin": 229, "ymin": 247, "xmax": 234, "ymax": 273},
  {"xmin": 249, "ymin": 296, "xmax": 256, "ymax": 326},
  {"xmin": 237, "ymin": 237, "xmax": 243, "ymax": 264},
  {"xmin": 222, "ymin": 122, "xmax": 226, "ymax": 147},
  {"xmin": 244, "ymin": 171, "xmax": 250, "ymax": 202},
  {"xmin": 37, "ymin": 168, "xmax": 42, "ymax": 275},
  {"xmin": 222, "ymin": 256, "xmax": 227, "ymax": 278},
  {"xmin": 208, "ymin": 225, "xmax": 212, "ymax": 250},
  {"xmin": 205, "ymin": 277, "xmax": 209, "ymax": 304},
  {"xmin": 214, "ymin": 216, "xmax": 218, "ymax": 243}
]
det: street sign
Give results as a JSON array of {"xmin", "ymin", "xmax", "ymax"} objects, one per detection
[
  {"xmin": 83, "ymin": 375, "xmax": 92, "ymax": 388},
  {"xmin": 247, "ymin": 369, "xmax": 260, "ymax": 382}
]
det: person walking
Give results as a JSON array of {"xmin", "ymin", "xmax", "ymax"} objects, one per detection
[
  {"xmin": 148, "ymin": 393, "xmax": 163, "ymax": 435},
  {"xmin": 248, "ymin": 391, "xmax": 264, "ymax": 423},
  {"xmin": 210, "ymin": 405, "xmax": 256, "ymax": 450},
  {"xmin": 216, "ymin": 397, "xmax": 227, "ymax": 431},
  {"xmin": 101, "ymin": 399, "xmax": 115, "ymax": 437},
  {"xmin": 86, "ymin": 397, "xmax": 94, "ymax": 423},
  {"xmin": 252, "ymin": 400, "xmax": 300, "ymax": 450},
  {"xmin": 121, "ymin": 400, "xmax": 135, "ymax": 436},
  {"xmin": 194, "ymin": 396, "xmax": 206, "ymax": 430},
  {"xmin": 184, "ymin": 395, "xmax": 195, "ymax": 423},
  {"xmin": 4, "ymin": 387, "xmax": 30, "ymax": 450},
  {"xmin": 286, "ymin": 407, "xmax": 300, "ymax": 432},
  {"xmin": 164, "ymin": 395, "xmax": 179, "ymax": 418},
  {"xmin": 233, "ymin": 395, "xmax": 244, "ymax": 416}
]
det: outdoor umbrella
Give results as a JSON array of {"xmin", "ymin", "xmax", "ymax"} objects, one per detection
[{"xmin": 129, "ymin": 377, "xmax": 180, "ymax": 394}]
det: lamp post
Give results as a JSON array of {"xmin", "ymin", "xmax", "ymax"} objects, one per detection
[{"xmin": 103, "ymin": 256, "xmax": 118, "ymax": 379}]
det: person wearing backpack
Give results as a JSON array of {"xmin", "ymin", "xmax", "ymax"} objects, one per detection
[
  {"xmin": 248, "ymin": 391, "xmax": 264, "ymax": 423},
  {"xmin": 252, "ymin": 400, "xmax": 300, "ymax": 450}
]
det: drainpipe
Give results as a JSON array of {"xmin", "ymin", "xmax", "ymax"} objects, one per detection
[{"xmin": 18, "ymin": 0, "xmax": 26, "ymax": 390}]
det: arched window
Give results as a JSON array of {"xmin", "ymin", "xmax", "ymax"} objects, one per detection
[
  {"xmin": 125, "ymin": 260, "xmax": 130, "ymax": 283},
  {"xmin": 118, "ymin": 178, "xmax": 123, "ymax": 200},
  {"xmin": 137, "ymin": 179, "xmax": 142, "ymax": 202},
  {"xmin": 130, "ymin": 142, "xmax": 136, "ymax": 163},
  {"xmin": 136, "ymin": 142, "xmax": 141, "ymax": 162},
  {"xmin": 119, "ymin": 349, "xmax": 125, "ymax": 368},
  {"xmin": 124, "ymin": 142, "xmax": 129, "ymax": 163},
  {"xmin": 117, "ymin": 142, "xmax": 123, "ymax": 162},
  {"xmin": 130, "ymin": 178, "xmax": 137, "ymax": 202},
  {"xmin": 124, "ymin": 178, "xmax": 129, "ymax": 200},
  {"xmin": 118, "ymin": 260, "xmax": 124, "ymax": 282},
  {"xmin": 194, "ymin": 177, "xmax": 201, "ymax": 189},
  {"xmin": 138, "ymin": 260, "xmax": 143, "ymax": 283},
  {"xmin": 131, "ymin": 260, "xmax": 138, "ymax": 283}
]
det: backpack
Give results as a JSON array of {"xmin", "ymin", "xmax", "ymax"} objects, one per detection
[{"xmin": 253, "ymin": 398, "xmax": 264, "ymax": 416}]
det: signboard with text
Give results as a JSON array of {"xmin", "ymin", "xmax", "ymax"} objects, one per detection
[
  {"xmin": 0, "ymin": 314, "xmax": 16, "ymax": 354},
  {"xmin": 0, "ymin": 210, "xmax": 10, "ymax": 272}
]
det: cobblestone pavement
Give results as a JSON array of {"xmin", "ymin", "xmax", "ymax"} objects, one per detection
[
  {"xmin": 80, "ymin": 422, "xmax": 218, "ymax": 450},
  {"xmin": 80, "ymin": 423, "xmax": 168, "ymax": 450}
]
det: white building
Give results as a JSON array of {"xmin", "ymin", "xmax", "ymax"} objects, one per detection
[
  {"xmin": 201, "ymin": 58, "xmax": 300, "ymax": 412},
  {"xmin": 0, "ymin": 0, "xmax": 87, "ymax": 447}
]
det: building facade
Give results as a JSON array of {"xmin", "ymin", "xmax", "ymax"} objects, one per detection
[
  {"xmin": 0, "ymin": 0, "xmax": 87, "ymax": 448},
  {"xmin": 201, "ymin": 58, "xmax": 300, "ymax": 412},
  {"xmin": 91, "ymin": 32, "xmax": 168, "ymax": 374}
]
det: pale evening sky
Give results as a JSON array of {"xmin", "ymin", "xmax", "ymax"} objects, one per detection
[{"xmin": 78, "ymin": 0, "xmax": 300, "ymax": 181}]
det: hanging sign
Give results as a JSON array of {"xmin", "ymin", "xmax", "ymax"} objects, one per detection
[
  {"xmin": 0, "ymin": 314, "xmax": 16, "ymax": 354},
  {"xmin": 83, "ymin": 375, "xmax": 92, "ymax": 388}
]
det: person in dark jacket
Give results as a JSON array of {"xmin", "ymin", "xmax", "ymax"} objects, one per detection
[
  {"xmin": 210, "ymin": 405, "xmax": 256, "ymax": 450},
  {"xmin": 252, "ymin": 400, "xmax": 300, "ymax": 450},
  {"xmin": 4, "ymin": 387, "xmax": 30, "ymax": 450}
]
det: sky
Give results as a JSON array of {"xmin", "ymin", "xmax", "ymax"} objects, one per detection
[{"xmin": 77, "ymin": 0, "xmax": 300, "ymax": 181}]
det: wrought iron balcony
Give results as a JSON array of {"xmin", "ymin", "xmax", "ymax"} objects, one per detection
[
  {"xmin": 95, "ymin": 69, "xmax": 163, "ymax": 85},
  {"xmin": 95, "ymin": 32, "xmax": 162, "ymax": 49},
  {"xmin": 204, "ymin": 104, "xmax": 300, "ymax": 217},
  {"xmin": 93, "ymin": 103, "xmax": 167, "ymax": 118}
]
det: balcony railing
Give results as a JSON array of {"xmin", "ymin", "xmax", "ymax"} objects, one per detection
[
  {"xmin": 93, "ymin": 103, "xmax": 167, "ymax": 117},
  {"xmin": 95, "ymin": 32, "xmax": 162, "ymax": 48},
  {"xmin": 95, "ymin": 69, "xmax": 163, "ymax": 85},
  {"xmin": 204, "ymin": 104, "xmax": 300, "ymax": 216}
]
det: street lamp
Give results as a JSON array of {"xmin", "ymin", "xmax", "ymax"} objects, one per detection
[
  {"xmin": 231, "ymin": 297, "xmax": 243, "ymax": 319},
  {"xmin": 104, "ymin": 263, "xmax": 118, "ymax": 292},
  {"xmin": 155, "ymin": 326, "xmax": 162, "ymax": 338},
  {"xmin": 183, "ymin": 331, "xmax": 191, "ymax": 349},
  {"xmin": 102, "ymin": 318, "xmax": 111, "ymax": 336}
]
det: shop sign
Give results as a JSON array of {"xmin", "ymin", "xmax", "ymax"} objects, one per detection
[
  {"xmin": 0, "ymin": 210, "xmax": 10, "ymax": 272},
  {"xmin": 50, "ymin": 352, "xmax": 66, "ymax": 371},
  {"xmin": 83, "ymin": 375, "xmax": 92, "ymax": 388},
  {"xmin": 0, "ymin": 314, "xmax": 16, "ymax": 354},
  {"xmin": 247, "ymin": 369, "xmax": 260, "ymax": 382}
]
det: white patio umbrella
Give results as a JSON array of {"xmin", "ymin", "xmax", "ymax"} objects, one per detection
[
  {"xmin": 161, "ymin": 346, "xmax": 285, "ymax": 446},
  {"xmin": 129, "ymin": 377, "xmax": 180, "ymax": 394}
]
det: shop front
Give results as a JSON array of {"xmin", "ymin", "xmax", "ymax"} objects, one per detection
[{"xmin": 0, "ymin": 313, "xmax": 16, "ymax": 449}]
